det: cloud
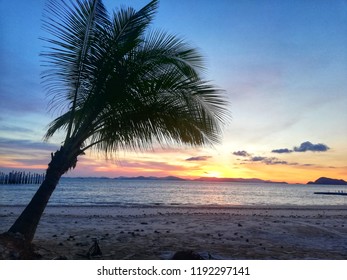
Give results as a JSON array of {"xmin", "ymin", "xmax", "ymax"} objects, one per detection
[
  {"xmin": 293, "ymin": 141, "xmax": 330, "ymax": 152},
  {"xmin": 272, "ymin": 141, "xmax": 330, "ymax": 154},
  {"xmin": 250, "ymin": 156, "xmax": 266, "ymax": 162},
  {"xmin": 0, "ymin": 137, "xmax": 58, "ymax": 152},
  {"xmin": 263, "ymin": 158, "xmax": 293, "ymax": 165},
  {"xmin": 233, "ymin": 150, "xmax": 292, "ymax": 165},
  {"xmin": 185, "ymin": 156, "xmax": 212, "ymax": 161},
  {"xmin": 271, "ymin": 148, "xmax": 293, "ymax": 154},
  {"xmin": 232, "ymin": 150, "xmax": 251, "ymax": 157},
  {"xmin": 0, "ymin": 125, "xmax": 33, "ymax": 133},
  {"xmin": 236, "ymin": 151, "xmax": 320, "ymax": 167},
  {"xmin": 234, "ymin": 151, "xmax": 298, "ymax": 165},
  {"xmin": 117, "ymin": 159, "xmax": 189, "ymax": 172},
  {"xmin": 248, "ymin": 156, "xmax": 294, "ymax": 165},
  {"xmin": 237, "ymin": 141, "xmax": 328, "ymax": 167}
]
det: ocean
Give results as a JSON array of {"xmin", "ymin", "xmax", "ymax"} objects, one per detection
[{"xmin": 1, "ymin": 178, "xmax": 346, "ymax": 207}]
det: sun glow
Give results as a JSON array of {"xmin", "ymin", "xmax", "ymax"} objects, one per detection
[{"xmin": 203, "ymin": 171, "xmax": 222, "ymax": 178}]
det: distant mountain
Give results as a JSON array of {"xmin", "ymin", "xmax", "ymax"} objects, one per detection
[
  {"xmin": 62, "ymin": 176, "xmax": 111, "ymax": 180},
  {"xmin": 63, "ymin": 176, "xmax": 288, "ymax": 184},
  {"xmin": 114, "ymin": 176, "xmax": 186, "ymax": 181},
  {"xmin": 194, "ymin": 177, "xmax": 288, "ymax": 184},
  {"xmin": 307, "ymin": 177, "xmax": 347, "ymax": 185}
]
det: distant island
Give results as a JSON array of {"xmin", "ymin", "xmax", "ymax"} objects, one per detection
[
  {"xmin": 194, "ymin": 177, "xmax": 288, "ymax": 184},
  {"xmin": 65, "ymin": 176, "xmax": 185, "ymax": 181},
  {"xmin": 307, "ymin": 177, "xmax": 347, "ymax": 185},
  {"xmin": 114, "ymin": 176, "xmax": 185, "ymax": 181},
  {"xmin": 63, "ymin": 176, "xmax": 288, "ymax": 184},
  {"xmin": 113, "ymin": 176, "xmax": 287, "ymax": 184}
]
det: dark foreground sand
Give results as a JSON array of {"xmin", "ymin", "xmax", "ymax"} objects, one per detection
[{"xmin": 1, "ymin": 205, "xmax": 347, "ymax": 259}]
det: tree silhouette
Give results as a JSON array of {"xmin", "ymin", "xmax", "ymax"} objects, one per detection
[{"xmin": 4, "ymin": 0, "xmax": 229, "ymax": 244}]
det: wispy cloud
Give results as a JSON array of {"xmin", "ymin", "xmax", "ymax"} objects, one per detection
[
  {"xmin": 232, "ymin": 150, "xmax": 251, "ymax": 157},
  {"xmin": 248, "ymin": 156, "xmax": 297, "ymax": 165},
  {"xmin": 233, "ymin": 150, "xmax": 295, "ymax": 165},
  {"xmin": 233, "ymin": 149, "xmax": 310, "ymax": 166},
  {"xmin": 0, "ymin": 137, "xmax": 58, "ymax": 152},
  {"xmin": 0, "ymin": 125, "xmax": 33, "ymax": 133},
  {"xmin": 185, "ymin": 156, "xmax": 212, "ymax": 161},
  {"xmin": 118, "ymin": 159, "xmax": 189, "ymax": 172},
  {"xmin": 271, "ymin": 148, "xmax": 293, "ymax": 154},
  {"xmin": 0, "ymin": 137, "xmax": 58, "ymax": 171},
  {"xmin": 0, "ymin": 137, "xmax": 56, "ymax": 170},
  {"xmin": 249, "ymin": 156, "xmax": 265, "ymax": 162}
]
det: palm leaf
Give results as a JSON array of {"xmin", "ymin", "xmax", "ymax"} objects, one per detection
[
  {"xmin": 43, "ymin": 0, "xmax": 229, "ymax": 157},
  {"xmin": 41, "ymin": 0, "xmax": 110, "ymax": 138}
]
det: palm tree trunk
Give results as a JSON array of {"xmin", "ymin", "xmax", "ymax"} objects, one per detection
[{"xmin": 7, "ymin": 145, "xmax": 79, "ymax": 243}]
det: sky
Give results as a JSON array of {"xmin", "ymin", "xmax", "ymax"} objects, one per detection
[{"xmin": 0, "ymin": 0, "xmax": 346, "ymax": 184}]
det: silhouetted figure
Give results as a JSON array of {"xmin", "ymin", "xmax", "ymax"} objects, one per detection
[
  {"xmin": 87, "ymin": 238, "xmax": 102, "ymax": 258},
  {"xmin": 172, "ymin": 250, "xmax": 204, "ymax": 260}
]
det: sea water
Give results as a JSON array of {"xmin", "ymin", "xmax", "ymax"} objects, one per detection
[{"xmin": 1, "ymin": 178, "xmax": 347, "ymax": 207}]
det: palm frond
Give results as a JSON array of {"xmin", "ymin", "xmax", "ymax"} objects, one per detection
[
  {"xmin": 67, "ymin": 0, "xmax": 160, "ymax": 139},
  {"xmin": 41, "ymin": 0, "xmax": 110, "ymax": 138},
  {"xmin": 81, "ymin": 65, "xmax": 228, "ymax": 153},
  {"xmin": 42, "ymin": 0, "xmax": 230, "ymax": 156},
  {"xmin": 141, "ymin": 30, "xmax": 205, "ymax": 78},
  {"xmin": 44, "ymin": 111, "xmax": 72, "ymax": 140},
  {"xmin": 111, "ymin": 0, "xmax": 158, "ymax": 44}
]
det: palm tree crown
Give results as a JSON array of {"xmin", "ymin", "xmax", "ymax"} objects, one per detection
[
  {"xmin": 42, "ymin": 0, "xmax": 229, "ymax": 155},
  {"xmin": 3, "ymin": 0, "xmax": 229, "ymax": 245}
]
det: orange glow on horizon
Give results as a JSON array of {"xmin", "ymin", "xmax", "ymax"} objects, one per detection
[
  {"xmin": 203, "ymin": 171, "xmax": 222, "ymax": 178},
  {"xmin": 1, "ymin": 147, "xmax": 346, "ymax": 185}
]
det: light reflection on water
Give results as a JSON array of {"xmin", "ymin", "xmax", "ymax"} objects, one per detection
[{"xmin": 1, "ymin": 178, "xmax": 347, "ymax": 206}]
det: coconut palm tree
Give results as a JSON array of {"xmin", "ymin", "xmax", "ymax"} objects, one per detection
[{"xmin": 5, "ymin": 0, "xmax": 229, "ymax": 243}]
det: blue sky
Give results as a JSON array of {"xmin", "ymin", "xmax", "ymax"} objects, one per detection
[{"xmin": 1, "ymin": 0, "xmax": 346, "ymax": 183}]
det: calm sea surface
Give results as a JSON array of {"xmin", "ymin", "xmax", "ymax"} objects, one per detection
[{"xmin": 1, "ymin": 178, "xmax": 347, "ymax": 207}]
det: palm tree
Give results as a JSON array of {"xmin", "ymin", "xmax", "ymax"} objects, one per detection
[{"xmin": 5, "ymin": 0, "xmax": 229, "ymax": 243}]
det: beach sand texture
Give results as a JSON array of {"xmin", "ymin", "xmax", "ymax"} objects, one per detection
[{"xmin": 1, "ymin": 205, "xmax": 347, "ymax": 259}]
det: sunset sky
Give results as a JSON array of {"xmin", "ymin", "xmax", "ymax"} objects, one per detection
[{"xmin": 1, "ymin": 0, "xmax": 346, "ymax": 184}]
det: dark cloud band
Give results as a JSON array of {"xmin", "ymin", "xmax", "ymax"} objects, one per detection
[
  {"xmin": 185, "ymin": 156, "xmax": 211, "ymax": 161},
  {"xmin": 293, "ymin": 141, "xmax": 329, "ymax": 152},
  {"xmin": 272, "ymin": 141, "xmax": 330, "ymax": 154},
  {"xmin": 232, "ymin": 150, "xmax": 251, "ymax": 157},
  {"xmin": 271, "ymin": 148, "xmax": 293, "ymax": 154}
]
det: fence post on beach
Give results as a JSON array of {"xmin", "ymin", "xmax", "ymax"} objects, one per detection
[
  {"xmin": 0, "ymin": 170, "xmax": 45, "ymax": 184},
  {"xmin": 0, "ymin": 172, "xmax": 4, "ymax": 184}
]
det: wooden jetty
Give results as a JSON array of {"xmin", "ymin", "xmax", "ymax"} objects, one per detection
[
  {"xmin": 314, "ymin": 191, "xmax": 347, "ymax": 196},
  {"xmin": 0, "ymin": 171, "xmax": 45, "ymax": 185}
]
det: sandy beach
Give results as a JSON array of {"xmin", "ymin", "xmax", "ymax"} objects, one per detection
[{"xmin": 1, "ymin": 205, "xmax": 347, "ymax": 260}]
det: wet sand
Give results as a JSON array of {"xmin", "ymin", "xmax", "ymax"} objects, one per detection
[{"xmin": 1, "ymin": 205, "xmax": 347, "ymax": 259}]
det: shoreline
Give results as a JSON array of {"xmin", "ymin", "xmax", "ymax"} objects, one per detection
[{"xmin": 1, "ymin": 205, "xmax": 347, "ymax": 260}]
